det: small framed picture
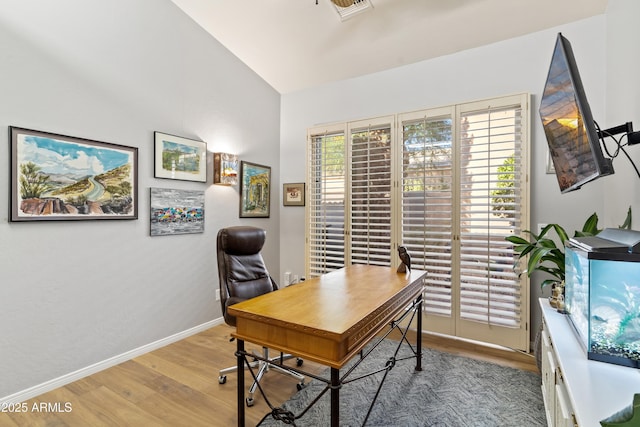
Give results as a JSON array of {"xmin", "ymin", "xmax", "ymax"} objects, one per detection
[
  {"xmin": 240, "ymin": 161, "xmax": 271, "ymax": 218},
  {"xmin": 546, "ymin": 148, "xmax": 556, "ymax": 174},
  {"xmin": 283, "ymin": 183, "xmax": 305, "ymax": 206},
  {"xmin": 154, "ymin": 131, "xmax": 207, "ymax": 182}
]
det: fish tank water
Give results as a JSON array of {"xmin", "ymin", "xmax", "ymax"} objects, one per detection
[{"xmin": 565, "ymin": 243, "xmax": 640, "ymax": 368}]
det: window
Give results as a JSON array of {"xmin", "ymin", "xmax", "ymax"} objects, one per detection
[
  {"xmin": 400, "ymin": 108, "xmax": 454, "ymax": 321},
  {"xmin": 308, "ymin": 125, "xmax": 346, "ymax": 276},
  {"xmin": 349, "ymin": 119, "xmax": 393, "ymax": 267},
  {"xmin": 306, "ymin": 95, "xmax": 530, "ymax": 351},
  {"xmin": 454, "ymin": 97, "xmax": 529, "ymax": 350}
]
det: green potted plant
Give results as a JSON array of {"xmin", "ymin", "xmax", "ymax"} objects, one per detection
[{"xmin": 506, "ymin": 207, "xmax": 632, "ymax": 291}]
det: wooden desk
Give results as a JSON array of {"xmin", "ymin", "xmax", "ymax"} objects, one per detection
[{"xmin": 228, "ymin": 264, "xmax": 427, "ymax": 426}]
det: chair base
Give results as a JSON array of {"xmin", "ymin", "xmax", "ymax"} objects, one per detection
[{"xmin": 218, "ymin": 347, "xmax": 305, "ymax": 407}]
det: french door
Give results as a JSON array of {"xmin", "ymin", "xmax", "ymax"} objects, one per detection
[
  {"xmin": 307, "ymin": 94, "xmax": 530, "ymax": 351},
  {"xmin": 307, "ymin": 116, "xmax": 394, "ymax": 276}
]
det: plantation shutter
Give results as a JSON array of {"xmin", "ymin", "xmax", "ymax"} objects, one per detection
[
  {"xmin": 457, "ymin": 98, "xmax": 525, "ymax": 332},
  {"xmin": 350, "ymin": 121, "xmax": 393, "ymax": 267},
  {"xmin": 307, "ymin": 128, "xmax": 346, "ymax": 277},
  {"xmin": 306, "ymin": 94, "xmax": 530, "ymax": 351},
  {"xmin": 399, "ymin": 109, "xmax": 454, "ymax": 319}
]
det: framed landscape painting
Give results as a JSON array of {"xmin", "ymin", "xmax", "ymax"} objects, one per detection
[
  {"xmin": 239, "ymin": 161, "xmax": 270, "ymax": 218},
  {"xmin": 150, "ymin": 188, "xmax": 204, "ymax": 236},
  {"xmin": 10, "ymin": 127, "xmax": 138, "ymax": 222},
  {"xmin": 154, "ymin": 131, "xmax": 207, "ymax": 182}
]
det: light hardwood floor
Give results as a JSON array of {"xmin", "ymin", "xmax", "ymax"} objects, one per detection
[{"xmin": 0, "ymin": 324, "xmax": 537, "ymax": 427}]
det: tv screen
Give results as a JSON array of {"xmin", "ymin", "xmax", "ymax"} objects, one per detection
[{"xmin": 539, "ymin": 33, "xmax": 613, "ymax": 193}]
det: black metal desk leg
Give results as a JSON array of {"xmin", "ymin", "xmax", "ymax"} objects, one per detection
[
  {"xmin": 416, "ymin": 296, "xmax": 423, "ymax": 371},
  {"xmin": 330, "ymin": 367, "xmax": 339, "ymax": 427},
  {"xmin": 237, "ymin": 339, "xmax": 245, "ymax": 427}
]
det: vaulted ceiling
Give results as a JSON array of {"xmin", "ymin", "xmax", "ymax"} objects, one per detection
[{"xmin": 171, "ymin": 0, "xmax": 608, "ymax": 94}]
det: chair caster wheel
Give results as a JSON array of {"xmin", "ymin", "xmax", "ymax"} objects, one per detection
[
  {"xmin": 296, "ymin": 358, "xmax": 303, "ymax": 367},
  {"xmin": 296, "ymin": 382, "xmax": 305, "ymax": 391},
  {"xmin": 246, "ymin": 397, "xmax": 255, "ymax": 407},
  {"xmin": 218, "ymin": 375, "xmax": 227, "ymax": 384}
]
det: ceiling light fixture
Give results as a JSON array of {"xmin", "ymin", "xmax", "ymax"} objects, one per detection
[
  {"xmin": 316, "ymin": 0, "xmax": 373, "ymax": 21},
  {"xmin": 331, "ymin": 0, "xmax": 355, "ymax": 6}
]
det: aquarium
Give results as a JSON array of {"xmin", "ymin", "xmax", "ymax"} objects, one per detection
[{"xmin": 565, "ymin": 243, "xmax": 640, "ymax": 368}]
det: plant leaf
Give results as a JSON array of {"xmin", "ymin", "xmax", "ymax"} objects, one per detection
[
  {"xmin": 526, "ymin": 248, "xmax": 552, "ymax": 277},
  {"xmin": 581, "ymin": 212, "xmax": 599, "ymax": 235},
  {"xmin": 537, "ymin": 237, "xmax": 559, "ymax": 249},
  {"xmin": 551, "ymin": 223, "xmax": 569, "ymax": 245},
  {"xmin": 620, "ymin": 206, "xmax": 632, "ymax": 229},
  {"xmin": 514, "ymin": 245, "xmax": 535, "ymax": 257},
  {"xmin": 505, "ymin": 235, "xmax": 530, "ymax": 245}
]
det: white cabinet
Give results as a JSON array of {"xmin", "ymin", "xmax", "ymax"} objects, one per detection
[
  {"xmin": 541, "ymin": 315, "xmax": 576, "ymax": 426},
  {"xmin": 539, "ymin": 299, "xmax": 640, "ymax": 427}
]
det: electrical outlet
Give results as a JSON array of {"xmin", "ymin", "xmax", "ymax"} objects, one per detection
[{"xmin": 215, "ymin": 289, "xmax": 220, "ymax": 301}]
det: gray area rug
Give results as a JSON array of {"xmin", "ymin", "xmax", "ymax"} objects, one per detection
[{"xmin": 259, "ymin": 339, "xmax": 546, "ymax": 427}]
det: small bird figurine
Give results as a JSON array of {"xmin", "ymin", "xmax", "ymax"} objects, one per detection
[{"xmin": 397, "ymin": 246, "xmax": 411, "ymax": 273}]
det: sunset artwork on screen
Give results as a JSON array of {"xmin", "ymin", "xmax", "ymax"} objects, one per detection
[{"xmin": 539, "ymin": 33, "xmax": 613, "ymax": 193}]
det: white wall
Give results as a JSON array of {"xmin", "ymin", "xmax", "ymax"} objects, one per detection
[
  {"xmin": 0, "ymin": 0, "xmax": 281, "ymax": 400},
  {"xmin": 280, "ymin": 15, "xmax": 627, "ymax": 341},
  {"xmin": 604, "ymin": 0, "xmax": 640, "ymax": 224}
]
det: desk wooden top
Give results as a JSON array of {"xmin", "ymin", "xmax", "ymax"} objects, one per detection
[{"xmin": 228, "ymin": 265, "xmax": 426, "ymax": 368}]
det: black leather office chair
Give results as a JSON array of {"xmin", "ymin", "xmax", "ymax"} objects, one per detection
[{"xmin": 216, "ymin": 226, "xmax": 304, "ymax": 407}]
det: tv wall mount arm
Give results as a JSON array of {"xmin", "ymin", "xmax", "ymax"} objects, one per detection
[
  {"xmin": 597, "ymin": 121, "xmax": 640, "ymax": 145},
  {"xmin": 597, "ymin": 121, "xmax": 640, "ymax": 179}
]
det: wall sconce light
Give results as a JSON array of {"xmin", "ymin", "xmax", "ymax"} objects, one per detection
[{"xmin": 213, "ymin": 152, "xmax": 239, "ymax": 185}]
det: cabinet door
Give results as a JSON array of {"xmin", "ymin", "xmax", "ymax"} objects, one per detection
[
  {"xmin": 555, "ymin": 378, "xmax": 576, "ymax": 427},
  {"xmin": 541, "ymin": 326, "xmax": 557, "ymax": 423}
]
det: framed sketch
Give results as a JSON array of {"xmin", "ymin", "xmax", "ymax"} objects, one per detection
[
  {"xmin": 154, "ymin": 131, "xmax": 207, "ymax": 182},
  {"xmin": 283, "ymin": 182, "xmax": 305, "ymax": 206},
  {"xmin": 546, "ymin": 149, "xmax": 556, "ymax": 174},
  {"xmin": 239, "ymin": 161, "xmax": 271, "ymax": 218},
  {"xmin": 150, "ymin": 188, "xmax": 204, "ymax": 236},
  {"xmin": 10, "ymin": 126, "xmax": 138, "ymax": 222}
]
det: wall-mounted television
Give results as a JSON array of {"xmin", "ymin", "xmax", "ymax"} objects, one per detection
[{"xmin": 539, "ymin": 33, "xmax": 614, "ymax": 193}]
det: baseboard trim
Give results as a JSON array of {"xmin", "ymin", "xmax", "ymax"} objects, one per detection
[{"xmin": 0, "ymin": 317, "xmax": 224, "ymax": 405}]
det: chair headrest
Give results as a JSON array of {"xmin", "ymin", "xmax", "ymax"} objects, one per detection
[{"xmin": 218, "ymin": 226, "xmax": 266, "ymax": 256}]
